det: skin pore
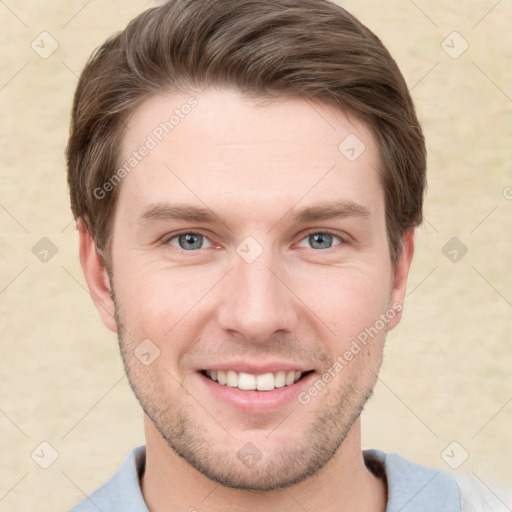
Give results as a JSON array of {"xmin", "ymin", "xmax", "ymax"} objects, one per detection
[{"xmin": 79, "ymin": 88, "xmax": 415, "ymax": 512}]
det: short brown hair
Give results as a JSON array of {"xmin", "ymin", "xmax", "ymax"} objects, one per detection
[{"xmin": 66, "ymin": 0, "xmax": 426, "ymax": 266}]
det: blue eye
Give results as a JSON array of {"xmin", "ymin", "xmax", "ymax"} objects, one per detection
[
  {"xmin": 298, "ymin": 232, "xmax": 343, "ymax": 250},
  {"xmin": 168, "ymin": 232, "xmax": 212, "ymax": 251},
  {"xmin": 165, "ymin": 231, "xmax": 343, "ymax": 252}
]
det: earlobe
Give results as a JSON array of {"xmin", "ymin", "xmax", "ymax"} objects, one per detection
[
  {"xmin": 387, "ymin": 227, "xmax": 416, "ymax": 331},
  {"xmin": 77, "ymin": 218, "xmax": 118, "ymax": 333}
]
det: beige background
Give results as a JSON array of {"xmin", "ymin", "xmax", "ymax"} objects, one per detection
[{"xmin": 1, "ymin": 1, "xmax": 511, "ymax": 510}]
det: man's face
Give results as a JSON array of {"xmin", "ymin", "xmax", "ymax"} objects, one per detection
[{"xmin": 100, "ymin": 88, "xmax": 410, "ymax": 490}]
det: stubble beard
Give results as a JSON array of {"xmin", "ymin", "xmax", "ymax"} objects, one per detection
[{"xmin": 113, "ymin": 292, "xmax": 382, "ymax": 491}]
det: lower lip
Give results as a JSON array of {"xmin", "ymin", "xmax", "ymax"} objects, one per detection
[{"xmin": 196, "ymin": 371, "xmax": 316, "ymax": 414}]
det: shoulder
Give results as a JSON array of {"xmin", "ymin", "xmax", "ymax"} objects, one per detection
[
  {"xmin": 363, "ymin": 450, "xmax": 461, "ymax": 512},
  {"xmin": 364, "ymin": 449, "xmax": 510, "ymax": 512},
  {"xmin": 67, "ymin": 445, "xmax": 148, "ymax": 512},
  {"xmin": 364, "ymin": 449, "xmax": 461, "ymax": 512},
  {"xmin": 455, "ymin": 472, "xmax": 511, "ymax": 512}
]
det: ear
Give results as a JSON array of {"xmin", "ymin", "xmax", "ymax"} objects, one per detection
[
  {"xmin": 77, "ymin": 218, "xmax": 118, "ymax": 333},
  {"xmin": 387, "ymin": 227, "xmax": 415, "ymax": 331}
]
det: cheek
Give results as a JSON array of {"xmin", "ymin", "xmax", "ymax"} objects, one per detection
[
  {"xmin": 113, "ymin": 262, "xmax": 217, "ymax": 353},
  {"xmin": 297, "ymin": 263, "xmax": 392, "ymax": 342}
]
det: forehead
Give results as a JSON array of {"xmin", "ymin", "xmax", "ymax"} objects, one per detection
[{"xmin": 116, "ymin": 88, "xmax": 383, "ymax": 226}]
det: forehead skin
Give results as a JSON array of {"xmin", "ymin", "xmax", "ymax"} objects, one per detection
[{"xmin": 112, "ymin": 88, "xmax": 388, "ymax": 268}]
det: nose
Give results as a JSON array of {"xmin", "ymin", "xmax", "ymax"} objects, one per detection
[{"xmin": 216, "ymin": 248, "xmax": 299, "ymax": 343}]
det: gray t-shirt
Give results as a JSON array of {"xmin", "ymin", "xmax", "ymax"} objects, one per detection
[{"xmin": 68, "ymin": 445, "xmax": 463, "ymax": 511}]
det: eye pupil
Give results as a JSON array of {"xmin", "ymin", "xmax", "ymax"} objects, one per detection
[
  {"xmin": 179, "ymin": 233, "xmax": 203, "ymax": 250},
  {"xmin": 309, "ymin": 233, "xmax": 333, "ymax": 250}
]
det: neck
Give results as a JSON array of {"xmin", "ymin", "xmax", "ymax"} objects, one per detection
[{"xmin": 141, "ymin": 416, "xmax": 387, "ymax": 512}]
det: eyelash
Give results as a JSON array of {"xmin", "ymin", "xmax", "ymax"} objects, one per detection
[{"xmin": 162, "ymin": 229, "xmax": 347, "ymax": 252}]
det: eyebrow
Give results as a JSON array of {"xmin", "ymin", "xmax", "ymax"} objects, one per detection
[
  {"xmin": 136, "ymin": 200, "xmax": 370, "ymax": 227},
  {"xmin": 290, "ymin": 201, "xmax": 370, "ymax": 223},
  {"xmin": 138, "ymin": 203, "xmax": 218, "ymax": 224}
]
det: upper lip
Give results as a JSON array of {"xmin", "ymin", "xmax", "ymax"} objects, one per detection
[{"xmin": 199, "ymin": 361, "xmax": 312, "ymax": 374}]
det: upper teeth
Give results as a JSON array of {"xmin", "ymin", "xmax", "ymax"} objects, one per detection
[{"xmin": 205, "ymin": 370, "xmax": 303, "ymax": 391}]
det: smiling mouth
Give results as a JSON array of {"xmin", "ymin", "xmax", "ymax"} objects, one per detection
[{"xmin": 200, "ymin": 369, "xmax": 314, "ymax": 391}]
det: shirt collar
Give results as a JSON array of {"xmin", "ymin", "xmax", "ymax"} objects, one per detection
[{"xmin": 84, "ymin": 445, "xmax": 461, "ymax": 512}]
